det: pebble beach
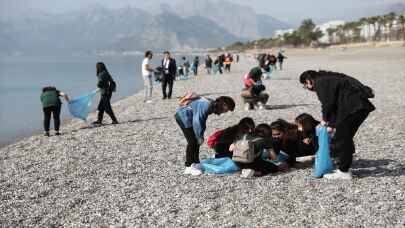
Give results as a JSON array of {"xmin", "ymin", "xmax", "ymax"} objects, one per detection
[{"xmin": 1, "ymin": 46, "xmax": 404, "ymax": 227}]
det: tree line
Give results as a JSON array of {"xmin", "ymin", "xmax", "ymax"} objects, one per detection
[{"xmin": 224, "ymin": 12, "xmax": 405, "ymax": 51}]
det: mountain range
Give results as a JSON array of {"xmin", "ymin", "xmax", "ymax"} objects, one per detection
[{"xmin": 0, "ymin": 0, "xmax": 290, "ymax": 56}]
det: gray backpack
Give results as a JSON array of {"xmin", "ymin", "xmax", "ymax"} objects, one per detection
[{"xmin": 232, "ymin": 134, "xmax": 264, "ymax": 163}]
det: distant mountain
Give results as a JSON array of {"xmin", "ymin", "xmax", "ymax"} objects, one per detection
[
  {"xmin": 162, "ymin": 0, "xmax": 290, "ymax": 40},
  {"xmin": 0, "ymin": 6, "xmax": 238, "ymax": 56}
]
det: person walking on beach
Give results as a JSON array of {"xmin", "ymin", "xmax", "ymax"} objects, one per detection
[
  {"xmin": 142, "ymin": 50, "xmax": 154, "ymax": 103},
  {"xmin": 192, "ymin": 56, "xmax": 199, "ymax": 76},
  {"xmin": 300, "ymin": 70, "xmax": 375, "ymax": 179},
  {"xmin": 93, "ymin": 62, "xmax": 118, "ymax": 125},
  {"xmin": 181, "ymin": 57, "xmax": 190, "ymax": 78},
  {"xmin": 277, "ymin": 51, "xmax": 287, "ymax": 70},
  {"xmin": 40, "ymin": 86, "xmax": 69, "ymax": 136},
  {"xmin": 161, "ymin": 51, "xmax": 177, "ymax": 99},
  {"xmin": 175, "ymin": 96, "xmax": 235, "ymax": 175},
  {"xmin": 205, "ymin": 55, "xmax": 213, "ymax": 74},
  {"xmin": 224, "ymin": 53, "xmax": 233, "ymax": 73}
]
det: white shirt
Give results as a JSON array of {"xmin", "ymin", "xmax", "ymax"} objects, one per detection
[
  {"xmin": 163, "ymin": 58, "xmax": 170, "ymax": 74},
  {"xmin": 142, "ymin": 58, "xmax": 152, "ymax": 77}
]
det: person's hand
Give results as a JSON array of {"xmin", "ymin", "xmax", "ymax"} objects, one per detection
[
  {"xmin": 320, "ymin": 120, "xmax": 327, "ymax": 126},
  {"xmin": 229, "ymin": 143, "xmax": 235, "ymax": 152},
  {"xmin": 302, "ymin": 138, "xmax": 311, "ymax": 145},
  {"xmin": 327, "ymin": 127, "xmax": 334, "ymax": 133}
]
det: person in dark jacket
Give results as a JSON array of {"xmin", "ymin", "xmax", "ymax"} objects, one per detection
[
  {"xmin": 161, "ymin": 51, "xmax": 177, "ymax": 99},
  {"xmin": 93, "ymin": 62, "xmax": 118, "ymax": 125},
  {"xmin": 300, "ymin": 70, "xmax": 375, "ymax": 179},
  {"xmin": 205, "ymin": 55, "xmax": 213, "ymax": 74},
  {"xmin": 175, "ymin": 96, "xmax": 235, "ymax": 175},
  {"xmin": 40, "ymin": 86, "xmax": 69, "ymax": 136},
  {"xmin": 277, "ymin": 51, "xmax": 287, "ymax": 70},
  {"xmin": 212, "ymin": 117, "xmax": 255, "ymax": 158}
]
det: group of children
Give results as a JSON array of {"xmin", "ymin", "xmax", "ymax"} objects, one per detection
[{"xmin": 206, "ymin": 113, "xmax": 320, "ymax": 177}]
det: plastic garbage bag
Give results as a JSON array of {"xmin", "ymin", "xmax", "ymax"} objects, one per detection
[
  {"xmin": 68, "ymin": 90, "xmax": 98, "ymax": 121},
  {"xmin": 201, "ymin": 157, "xmax": 240, "ymax": 174},
  {"xmin": 314, "ymin": 126, "xmax": 334, "ymax": 178}
]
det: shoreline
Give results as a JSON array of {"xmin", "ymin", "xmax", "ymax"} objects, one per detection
[{"xmin": 1, "ymin": 46, "xmax": 404, "ymax": 227}]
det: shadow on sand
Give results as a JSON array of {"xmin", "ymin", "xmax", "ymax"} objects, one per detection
[
  {"xmin": 73, "ymin": 117, "xmax": 169, "ymax": 131},
  {"xmin": 265, "ymin": 103, "xmax": 315, "ymax": 110},
  {"xmin": 352, "ymin": 159, "xmax": 405, "ymax": 178}
]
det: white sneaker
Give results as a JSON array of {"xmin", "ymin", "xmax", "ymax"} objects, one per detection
[
  {"xmin": 323, "ymin": 169, "xmax": 353, "ymax": 180},
  {"xmin": 184, "ymin": 164, "xmax": 202, "ymax": 176},
  {"xmin": 258, "ymin": 102, "xmax": 265, "ymax": 110},
  {"xmin": 240, "ymin": 169, "xmax": 255, "ymax": 178},
  {"xmin": 244, "ymin": 103, "xmax": 251, "ymax": 111},
  {"xmin": 146, "ymin": 100, "xmax": 153, "ymax": 104}
]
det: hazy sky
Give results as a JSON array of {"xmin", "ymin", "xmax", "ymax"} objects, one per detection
[{"xmin": 1, "ymin": 0, "xmax": 405, "ymax": 24}]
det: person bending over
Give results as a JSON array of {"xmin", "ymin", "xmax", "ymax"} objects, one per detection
[
  {"xmin": 40, "ymin": 86, "xmax": 69, "ymax": 136},
  {"xmin": 241, "ymin": 66, "xmax": 269, "ymax": 110},
  {"xmin": 175, "ymin": 96, "xmax": 235, "ymax": 175},
  {"xmin": 300, "ymin": 70, "xmax": 375, "ymax": 180}
]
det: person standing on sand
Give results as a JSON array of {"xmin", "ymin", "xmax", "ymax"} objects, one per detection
[
  {"xmin": 277, "ymin": 51, "xmax": 287, "ymax": 70},
  {"xmin": 40, "ymin": 86, "xmax": 69, "ymax": 136},
  {"xmin": 205, "ymin": 54, "xmax": 213, "ymax": 74},
  {"xmin": 142, "ymin": 50, "xmax": 154, "ymax": 103},
  {"xmin": 300, "ymin": 70, "xmax": 375, "ymax": 180},
  {"xmin": 93, "ymin": 62, "xmax": 119, "ymax": 125},
  {"xmin": 192, "ymin": 56, "xmax": 199, "ymax": 76},
  {"xmin": 175, "ymin": 96, "xmax": 235, "ymax": 175},
  {"xmin": 161, "ymin": 51, "xmax": 177, "ymax": 99}
]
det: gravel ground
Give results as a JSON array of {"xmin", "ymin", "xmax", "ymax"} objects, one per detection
[{"xmin": 1, "ymin": 47, "xmax": 404, "ymax": 227}]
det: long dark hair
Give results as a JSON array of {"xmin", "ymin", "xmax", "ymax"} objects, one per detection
[
  {"xmin": 42, "ymin": 86, "xmax": 57, "ymax": 93},
  {"xmin": 96, "ymin": 62, "xmax": 108, "ymax": 75},
  {"xmin": 295, "ymin": 113, "xmax": 320, "ymax": 138}
]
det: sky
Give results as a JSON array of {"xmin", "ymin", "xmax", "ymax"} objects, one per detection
[{"xmin": 1, "ymin": 0, "xmax": 405, "ymax": 24}]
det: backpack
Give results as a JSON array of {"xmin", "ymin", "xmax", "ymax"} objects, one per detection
[
  {"xmin": 179, "ymin": 92, "xmax": 201, "ymax": 107},
  {"xmin": 109, "ymin": 78, "xmax": 117, "ymax": 93},
  {"xmin": 207, "ymin": 130, "xmax": 225, "ymax": 148},
  {"xmin": 232, "ymin": 134, "xmax": 264, "ymax": 163}
]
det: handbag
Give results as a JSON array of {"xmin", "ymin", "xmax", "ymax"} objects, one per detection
[{"xmin": 232, "ymin": 134, "xmax": 263, "ymax": 163}]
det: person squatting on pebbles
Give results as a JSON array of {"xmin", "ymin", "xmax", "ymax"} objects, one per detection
[
  {"xmin": 40, "ymin": 86, "xmax": 69, "ymax": 136},
  {"xmin": 175, "ymin": 96, "xmax": 235, "ymax": 175},
  {"xmin": 241, "ymin": 66, "xmax": 269, "ymax": 110},
  {"xmin": 300, "ymin": 70, "xmax": 375, "ymax": 180},
  {"xmin": 93, "ymin": 62, "xmax": 119, "ymax": 125}
]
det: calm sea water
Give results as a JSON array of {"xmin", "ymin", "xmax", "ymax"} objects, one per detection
[{"xmin": 0, "ymin": 55, "xmax": 161, "ymax": 146}]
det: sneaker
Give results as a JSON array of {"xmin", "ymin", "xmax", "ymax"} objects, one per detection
[
  {"xmin": 258, "ymin": 102, "xmax": 265, "ymax": 110},
  {"xmin": 55, "ymin": 132, "xmax": 61, "ymax": 136},
  {"xmin": 184, "ymin": 164, "xmax": 202, "ymax": 176},
  {"xmin": 244, "ymin": 103, "xmax": 251, "ymax": 111},
  {"xmin": 145, "ymin": 100, "xmax": 153, "ymax": 104},
  {"xmin": 240, "ymin": 169, "xmax": 255, "ymax": 178},
  {"xmin": 44, "ymin": 132, "xmax": 50, "ymax": 137},
  {"xmin": 112, "ymin": 121, "xmax": 119, "ymax": 125},
  {"xmin": 323, "ymin": 169, "xmax": 353, "ymax": 180},
  {"xmin": 92, "ymin": 121, "xmax": 102, "ymax": 125}
]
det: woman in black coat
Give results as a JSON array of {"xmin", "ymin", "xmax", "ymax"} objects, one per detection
[{"xmin": 300, "ymin": 70, "xmax": 375, "ymax": 179}]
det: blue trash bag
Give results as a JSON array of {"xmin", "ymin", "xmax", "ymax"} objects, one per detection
[
  {"xmin": 314, "ymin": 126, "xmax": 334, "ymax": 178},
  {"xmin": 68, "ymin": 90, "xmax": 98, "ymax": 121},
  {"xmin": 201, "ymin": 157, "xmax": 240, "ymax": 174}
]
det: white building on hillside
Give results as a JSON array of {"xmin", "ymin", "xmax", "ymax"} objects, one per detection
[
  {"xmin": 316, "ymin": 20, "xmax": 345, "ymax": 44},
  {"xmin": 274, "ymin": 29, "xmax": 294, "ymax": 38}
]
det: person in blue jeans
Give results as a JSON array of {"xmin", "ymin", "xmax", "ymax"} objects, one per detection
[{"xmin": 175, "ymin": 96, "xmax": 235, "ymax": 175}]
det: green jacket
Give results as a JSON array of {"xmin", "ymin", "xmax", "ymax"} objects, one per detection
[{"xmin": 40, "ymin": 90, "xmax": 61, "ymax": 108}]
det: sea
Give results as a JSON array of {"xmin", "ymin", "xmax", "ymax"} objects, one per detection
[{"xmin": 0, "ymin": 54, "xmax": 182, "ymax": 146}]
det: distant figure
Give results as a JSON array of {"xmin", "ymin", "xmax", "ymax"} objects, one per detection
[
  {"xmin": 300, "ymin": 70, "xmax": 375, "ymax": 180},
  {"xmin": 269, "ymin": 54, "xmax": 277, "ymax": 70},
  {"xmin": 236, "ymin": 54, "xmax": 240, "ymax": 63},
  {"xmin": 142, "ymin": 50, "xmax": 154, "ymax": 103},
  {"xmin": 175, "ymin": 96, "xmax": 235, "ymax": 175},
  {"xmin": 181, "ymin": 57, "xmax": 190, "ymax": 78},
  {"xmin": 93, "ymin": 62, "xmax": 118, "ymax": 125},
  {"xmin": 192, "ymin": 56, "xmax": 199, "ymax": 76},
  {"xmin": 224, "ymin": 53, "xmax": 233, "ymax": 73},
  {"xmin": 161, "ymin": 51, "xmax": 177, "ymax": 99},
  {"xmin": 218, "ymin": 54, "xmax": 225, "ymax": 74},
  {"xmin": 40, "ymin": 86, "xmax": 69, "ymax": 136},
  {"xmin": 213, "ymin": 56, "xmax": 222, "ymax": 74},
  {"xmin": 205, "ymin": 55, "xmax": 213, "ymax": 74},
  {"xmin": 277, "ymin": 51, "xmax": 287, "ymax": 70}
]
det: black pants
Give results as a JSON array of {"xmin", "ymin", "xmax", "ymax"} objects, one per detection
[
  {"xmin": 161, "ymin": 74, "xmax": 174, "ymax": 98},
  {"xmin": 213, "ymin": 143, "xmax": 233, "ymax": 158},
  {"xmin": 97, "ymin": 93, "xmax": 117, "ymax": 122},
  {"xmin": 43, "ymin": 105, "xmax": 61, "ymax": 132},
  {"xmin": 236, "ymin": 158, "xmax": 278, "ymax": 176},
  {"xmin": 334, "ymin": 110, "xmax": 369, "ymax": 172},
  {"xmin": 175, "ymin": 115, "xmax": 200, "ymax": 167},
  {"xmin": 224, "ymin": 64, "xmax": 231, "ymax": 72}
]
